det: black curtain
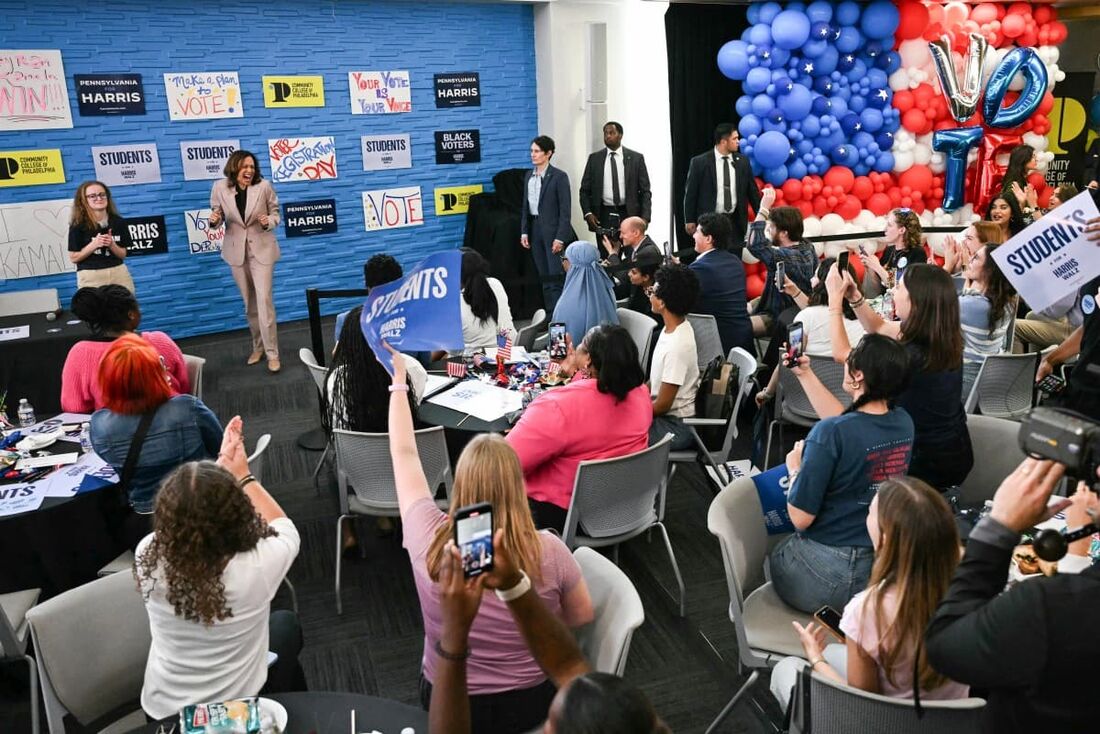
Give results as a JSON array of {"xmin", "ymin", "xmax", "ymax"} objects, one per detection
[{"xmin": 666, "ymin": 3, "xmax": 750, "ymax": 254}]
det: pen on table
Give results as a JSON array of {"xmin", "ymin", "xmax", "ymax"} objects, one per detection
[{"xmin": 456, "ymin": 414, "xmax": 471, "ymax": 427}]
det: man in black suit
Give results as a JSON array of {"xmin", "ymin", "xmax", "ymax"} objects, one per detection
[
  {"xmin": 521, "ymin": 135, "xmax": 572, "ymax": 312},
  {"xmin": 579, "ymin": 121, "xmax": 652, "ymax": 236},
  {"xmin": 683, "ymin": 122, "xmax": 762, "ymax": 255},
  {"xmin": 602, "ymin": 216, "xmax": 661, "ymax": 299},
  {"xmin": 687, "ymin": 212, "xmax": 753, "ymax": 355}
]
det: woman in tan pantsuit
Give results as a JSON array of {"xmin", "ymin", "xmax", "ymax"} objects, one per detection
[{"xmin": 208, "ymin": 150, "xmax": 282, "ymax": 372}]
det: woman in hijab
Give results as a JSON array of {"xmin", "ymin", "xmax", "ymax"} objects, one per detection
[{"xmin": 552, "ymin": 241, "xmax": 619, "ymax": 343}]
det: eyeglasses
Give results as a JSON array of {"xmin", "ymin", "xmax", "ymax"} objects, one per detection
[{"xmin": 86, "ymin": 193, "xmax": 108, "ymax": 200}]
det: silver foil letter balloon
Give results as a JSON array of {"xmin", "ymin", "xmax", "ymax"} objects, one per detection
[{"xmin": 928, "ymin": 33, "xmax": 989, "ymax": 123}]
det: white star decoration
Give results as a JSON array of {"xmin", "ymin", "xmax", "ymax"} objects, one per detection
[
  {"xmin": 876, "ymin": 89, "xmax": 889, "ymax": 101},
  {"xmin": 804, "ymin": 62, "xmax": 814, "ymax": 74},
  {"xmin": 844, "ymin": 54, "xmax": 855, "ymax": 65}
]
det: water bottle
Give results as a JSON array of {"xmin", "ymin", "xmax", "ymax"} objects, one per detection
[
  {"xmin": 17, "ymin": 398, "xmax": 35, "ymax": 428},
  {"xmin": 79, "ymin": 422, "xmax": 93, "ymax": 453}
]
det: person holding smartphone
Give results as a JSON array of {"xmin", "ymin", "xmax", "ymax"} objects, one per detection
[
  {"xmin": 645, "ymin": 265, "xmax": 702, "ymax": 450},
  {"xmin": 859, "ymin": 208, "xmax": 927, "ymax": 298},
  {"xmin": 68, "ymin": 180, "xmax": 135, "ymax": 292},
  {"xmin": 769, "ymin": 476, "xmax": 968, "ymax": 711}
]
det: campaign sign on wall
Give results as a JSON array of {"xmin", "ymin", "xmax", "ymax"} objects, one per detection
[
  {"xmin": 284, "ymin": 199, "xmax": 337, "ymax": 238},
  {"xmin": 0, "ymin": 149, "xmax": 65, "ymax": 188},
  {"xmin": 434, "ymin": 130, "xmax": 480, "ymax": 164},
  {"xmin": 362, "ymin": 187, "xmax": 423, "ymax": 231},
  {"xmin": 164, "ymin": 72, "xmax": 243, "ymax": 121},
  {"xmin": 0, "ymin": 198, "xmax": 73, "ymax": 279},
  {"xmin": 74, "ymin": 74, "xmax": 145, "ymax": 116},
  {"xmin": 434, "ymin": 184, "xmax": 484, "ymax": 216},
  {"xmin": 361, "ymin": 250, "xmax": 464, "ymax": 374},
  {"xmin": 125, "ymin": 215, "xmax": 168, "ymax": 257},
  {"xmin": 91, "ymin": 143, "xmax": 161, "ymax": 187},
  {"xmin": 348, "ymin": 71, "xmax": 411, "ymax": 114},
  {"xmin": 268, "ymin": 136, "xmax": 338, "ymax": 183},
  {"xmin": 0, "ymin": 50, "xmax": 72, "ymax": 131},
  {"xmin": 434, "ymin": 72, "xmax": 480, "ymax": 108},
  {"xmin": 361, "ymin": 134, "xmax": 411, "ymax": 171},
  {"xmin": 180, "ymin": 139, "xmax": 239, "ymax": 181},
  {"xmin": 262, "ymin": 75, "xmax": 325, "ymax": 108},
  {"xmin": 184, "ymin": 209, "xmax": 224, "ymax": 255}
]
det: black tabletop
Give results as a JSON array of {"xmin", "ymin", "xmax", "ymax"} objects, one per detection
[
  {"xmin": 128, "ymin": 691, "xmax": 429, "ymax": 734},
  {"xmin": 417, "ymin": 399, "xmax": 512, "ymax": 434},
  {"xmin": 0, "ymin": 310, "xmax": 90, "ymax": 417}
]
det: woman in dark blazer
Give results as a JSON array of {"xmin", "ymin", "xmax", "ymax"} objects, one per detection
[
  {"xmin": 520, "ymin": 135, "xmax": 572, "ymax": 313},
  {"xmin": 208, "ymin": 150, "xmax": 282, "ymax": 372}
]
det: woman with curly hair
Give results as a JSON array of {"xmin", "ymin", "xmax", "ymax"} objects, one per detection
[
  {"xmin": 136, "ymin": 416, "xmax": 303, "ymax": 719},
  {"xmin": 860, "ymin": 208, "xmax": 927, "ymax": 297}
]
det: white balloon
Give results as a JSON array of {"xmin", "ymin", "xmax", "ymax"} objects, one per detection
[
  {"xmin": 918, "ymin": 210, "xmax": 934, "ymax": 226},
  {"xmin": 893, "ymin": 150, "xmax": 915, "ymax": 172},
  {"xmin": 823, "ymin": 242, "xmax": 845, "ymax": 259},
  {"xmin": 813, "ymin": 240, "xmax": 827, "ymax": 258},
  {"xmin": 889, "ymin": 69, "xmax": 911, "ymax": 91},
  {"xmin": 1023, "ymin": 132, "xmax": 1048, "ymax": 152},
  {"xmin": 855, "ymin": 209, "xmax": 877, "ymax": 228},
  {"xmin": 801, "ymin": 216, "xmax": 822, "ymax": 239},
  {"xmin": 820, "ymin": 213, "xmax": 845, "ymax": 236},
  {"xmin": 898, "ymin": 39, "xmax": 931, "ymax": 70},
  {"xmin": 930, "ymin": 151, "xmax": 946, "ymax": 175},
  {"xmin": 926, "ymin": 233, "xmax": 947, "ymax": 255},
  {"xmin": 914, "ymin": 144, "xmax": 933, "ymax": 166}
]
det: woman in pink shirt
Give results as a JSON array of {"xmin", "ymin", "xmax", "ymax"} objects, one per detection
[
  {"xmin": 60, "ymin": 285, "xmax": 189, "ymax": 412},
  {"xmin": 383, "ymin": 344, "xmax": 593, "ymax": 734},
  {"xmin": 506, "ymin": 324, "xmax": 652, "ymax": 532}
]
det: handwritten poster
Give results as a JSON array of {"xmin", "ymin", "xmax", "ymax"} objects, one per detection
[
  {"xmin": 164, "ymin": 72, "xmax": 243, "ymax": 121},
  {"xmin": 268, "ymin": 136, "xmax": 338, "ymax": 183},
  {"xmin": 0, "ymin": 149, "xmax": 65, "ymax": 188},
  {"xmin": 0, "ymin": 50, "xmax": 72, "ymax": 130},
  {"xmin": 184, "ymin": 208, "xmax": 224, "ymax": 255},
  {"xmin": 91, "ymin": 143, "xmax": 161, "ymax": 186},
  {"xmin": 180, "ymin": 139, "xmax": 239, "ymax": 180},
  {"xmin": 263, "ymin": 75, "xmax": 325, "ymax": 107},
  {"xmin": 362, "ymin": 187, "xmax": 424, "ymax": 231},
  {"xmin": 348, "ymin": 71, "xmax": 411, "ymax": 114},
  {"xmin": 0, "ymin": 198, "xmax": 73, "ymax": 279}
]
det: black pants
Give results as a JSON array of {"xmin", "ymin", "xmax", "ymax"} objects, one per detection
[
  {"xmin": 419, "ymin": 674, "xmax": 556, "ymax": 734},
  {"xmin": 528, "ymin": 498, "xmax": 568, "ymax": 534},
  {"xmin": 261, "ymin": 610, "xmax": 307, "ymax": 694},
  {"xmin": 909, "ymin": 437, "xmax": 975, "ymax": 491}
]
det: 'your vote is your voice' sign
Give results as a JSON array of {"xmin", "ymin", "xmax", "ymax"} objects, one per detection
[
  {"xmin": 992, "ymin": 191, "xmax": 1100, "ymax": 312},
  {"xmin": 361, "ymin": 251, "xmax": 463, "ymax": 374}
]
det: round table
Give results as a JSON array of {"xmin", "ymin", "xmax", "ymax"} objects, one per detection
[
  {"xmin": 128, "ymin": 691, "xmax": 430, "ymax": 734},
  {"xmin": 0, "ymin": 310, "xmax": 90, "ymax": 419}
]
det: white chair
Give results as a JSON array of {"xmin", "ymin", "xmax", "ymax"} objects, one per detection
[
  {"xmin": 705, "ymin": 477, "xmax": 813, "ymax": 734},
  {"xmin": 572, "ymin": 547, "xmax": 644, "ymax": 676},
  {"xmin": 687, "ymin": 313, "xmax": 723, "ymax": 368},
  {"xmin": 183, "ymin": 354, "xmax": 206, "ymax": 400},
  {"xmin": 247, "ymin": 433, "xmax": 273, "ymax": 485},
  {"xmin": 561, "ymin": 435, "xmax": 685, "ymax": 616},
  {"xmin": 0, "ymin": 288, "xmax": 59, "ymax": 317},
  {"xmin": 333, "ymin": 426, "xmax": 453, "ymax": 614},
  {"xmin": 958, "ymin": 414, "xmax": 1027, "ymax": 508},
  {"xmin": 26, "ymin": 572, "xmax": 151, "ymax": 734},
  {"xmin": 616, "ymin": 307, "xmax": 658, "ymax": 374},
  {"xmin": 963, "ymin": 352, "xmax": 1038, "ymax": 420},
  {"xmin": 1, "ymin": 587, "xmax": 41, "ymax": 734},
  {"xmin": 515, "ymin": 308, "xmax": 547, "ymax": 351},
  {"xmin": 299, "ymin": 347, "xmax": 333, "ymax": 492}
]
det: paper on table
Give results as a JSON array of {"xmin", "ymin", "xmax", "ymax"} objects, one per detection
[
  {"xmin": 41, "ymin": 451, "xmax": 118, "ymax": 498},
  {"xmin": 16, "ymin": 452, "xmax": 78, "ymax": 470},
  {"xmin": 423, "ymin": 373, "xmax": 458, "ymax": 399},
  {"xmin": 20, "ymin": 413, "xmax": 93, "ymax": 442},
  {"xmin": 0, "ymin": 482, "xmax": 46, "ymax": 517},
  {"xmin": 427, "ymin": 380, "xmax": 522, "ymax": 422},
  {"xmin": 0, "ymin": 325, "xmax": 29, "ymax": 342}
]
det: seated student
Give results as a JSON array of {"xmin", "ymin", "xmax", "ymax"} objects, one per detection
[
  {"xmin": 137, "ymin": 417, "xmax": 303, "ymax": 720},
  {"xmin": 987, "ymin": 193, "xmax": 1028, "ymax": 240},
  {"xmin": 61, "ymin": 285, "xmax": 189, "ymax": 412},
  {"xmin": 506, "ymin": 324, "xmax": 651, "ymax": 532},
  {"xmin": 459, "ymin": 248, "xmax": 515, "ymax": 354},
  {"xmin": 625, "ymin": 249, "xmax": 664, "ymax": 324},
  {"xmin": 383, "ymin": 344, "xmax": 593, "ymax": 734},
  {"xmin": 940, "ymin": 221, "xmax": 1004, "ymax": 276},
  {"xmin": 769, "ymin": 335, "xmax": 914, "ymax": 614},
  {"xmin": 90, "ymin": 335, "xmax": 222, "ymax": 548},
  {"xmin": 770, "ymin": 476, "xmax": 968, "ymax": 710},
  {"xmin": 552, "ymin": 241, "xmax": 619, "ymax": 345},
  {"xmin": 959, "ymin": 244, "xmax": 1016, "ymax": 397},
  {"xmin": 334, "ymin": 253, "xmax": 403, "ymax": 342},
  {"xmin": 744, "ymin": 194, "xmax": 818, "ymax": 336},
  {"xmin": 688, "ymin": 212, "xmax": 753, "ymax": 355},
  {"xmin": 646, "ymin": 265, "xmax": 701, "ymax": 451},
  {"xmin": 860, "ymin": 208, "xmax": 927, "ymax": 297}
]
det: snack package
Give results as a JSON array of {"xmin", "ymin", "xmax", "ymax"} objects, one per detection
[{"xmin": 181, "ymin": 698, "xmax": 261, "ymax": 734}]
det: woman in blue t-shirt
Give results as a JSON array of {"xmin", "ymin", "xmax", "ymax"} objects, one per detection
[{"xmin": 769, "ymin": 335, "xmax": 915, "ymax": 614}]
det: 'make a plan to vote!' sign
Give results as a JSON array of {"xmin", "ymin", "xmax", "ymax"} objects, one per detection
[
  {"xmin": 125, "ymin": 215, "xmax": 168, "ymax": 257},
  {"xmin": 435, "ymin": 130, "xmax": 480, "ymax": 164},
  {"xmin": 284, "ymin": 199, "xmax": 337, "ymax": 238},
  {"xmin": 434, "ymin": 72, "xmax": 480, "ymax": 108},
  {"xmin": 164, "ymin": 72, "xmax": 243, "ymax": 121},
  {"xmin": 91, "ymin": 143, "xmax": 161, "ymax": 186},
  {"xmin": 74, "ymin": 74, "xmax": 145, "ymax": 116}
]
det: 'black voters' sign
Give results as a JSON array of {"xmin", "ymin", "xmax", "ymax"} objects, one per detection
[
  {"xmin": 434, "ymin": 130, "xmax": 480, "ymax": 164},
  {"xmin": 284, "ymin": 199, "xmax": 338, "ymax": 238},
  {"xmin": 433, "ymin": 72, "xmax": 480, "ymax": 108}
]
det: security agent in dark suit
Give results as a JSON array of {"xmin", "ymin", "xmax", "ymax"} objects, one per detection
[
  {"xmin": 580, "ymin": 121, "xmax": 652, "ymax": 233},
  {"xmin": 683, "ymin": 122, "xmax": 762, "ymax": 255},
  {"xmin": 687, "ymin": 212, "xmax": 753, "ymax": 355},
  {"xmin": 602, "ymin": 216, "xmax": 661, "ymax": 299},
  {"xmin": 521, "ymin": 135, "xmax": 572, "ymax": 313}
]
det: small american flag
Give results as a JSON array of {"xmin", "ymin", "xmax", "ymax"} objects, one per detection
[
  {"xmin": 446, "ymin": 358, "xmax": 467, "ymax": 378},
  {"xmin": 497, "ymin": 329, "xmax": 513, "ymax": 361},
  {"xmin": 548, "ymin": 360, "xmax": 561, "ymax": 375}
]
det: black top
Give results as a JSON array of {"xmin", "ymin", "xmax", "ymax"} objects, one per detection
[
  {"xmin": 234, "ymin": 185, "xmax": 248, "ymax": 221},
  {"xmin": 878, "ymin": 243, "xmax": 927, "ymax": 278},
  {"xmin": 66, "ymin": 214, "xmax": 131, "ymax": 271},
  {"xmin": 1070, "ymin": 275, "xmax": 1100, "ymax": 395},
  {"xmin": 895, "ymin": 342, "xmax": 969, "ymax": 448}
]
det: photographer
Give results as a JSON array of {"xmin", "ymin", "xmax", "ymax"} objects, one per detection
[
  {"xmin": 602, "ymin": 216, "xmax": 659, "ymax": 298},
  {"xmin": 925, "ymin": 455, "xmax": 1100, "ymax": 732}
]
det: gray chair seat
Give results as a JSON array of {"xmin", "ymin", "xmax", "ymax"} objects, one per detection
[
  {"xmin": 742, "ymin": 583, "xmax": 813, "ymax": 658},
  {"xmin": 1, "ymin": 589, "xmax": 40, "ymax": 641}
]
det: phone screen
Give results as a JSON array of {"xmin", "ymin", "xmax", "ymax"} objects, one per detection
[
  {"xmin": 549, "ymin": 322, "xmax": 568, "ymax": 360},
  {"xmin": 775, "ymin": 261, "xmax": 786, "ymax": 289},
  {"xmin": 786, "ymin": 323, "xmax": 805, "ymax": 364},
  {"xmin": 837, "ymin": 251, "xmax": 850, "ymax": 274},
  {"xmin": 454, "ymin": 504, "xmax": 494, "ymax": 578},
  {"xmin": 1037, "ymin": 374, "xmax": 1066, "ymax": 395},
  {"xmin": 814, "ymin": 605, "xmax": 845, "ymax": 641}
]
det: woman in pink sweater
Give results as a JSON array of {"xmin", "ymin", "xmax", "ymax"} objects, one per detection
[
  {"xmin": 61, "ymin": 285, "xmax": 189, "ymax": 412},
  {"xmin": 506, "ymin": 324, "xmax": 652, "ymax": 532}
]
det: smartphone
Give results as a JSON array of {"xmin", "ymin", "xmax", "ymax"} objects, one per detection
[
  {"xmin": 775, "ymin": 261, "xmax": 786, "ymax": 290},
  {"xmin": 784, "ymin": 323, "xmax": 805, "ymax": 366},
  {"xmin": 837, "ymin": 251, "xmax": 850, "ymax": 274},
  {"xmin": 813, "ymin": 605, "xmax": 846, "ymax": 642},
  {"xmin": 1037, "ymin": 374, "xmax": 1066, "ymax": 395},
  {"xmin": 857, "ymin": 244, "xmax": 868, "ymax": 257},
  {"xmin": 549, "ymin": 322, "xmax": 568, "ymax": 360},
  {"xmin": 453, "ymin": 502, "xmax": 494, "ymax": 578}
]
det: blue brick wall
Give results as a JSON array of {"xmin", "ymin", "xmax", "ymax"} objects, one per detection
[{"xmin": 0, "ymin": 0, "xmax": 536, "ymax": 338}]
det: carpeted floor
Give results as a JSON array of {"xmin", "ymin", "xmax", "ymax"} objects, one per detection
[{"xmin": 1, "ymin": 318, "xmax": 789, "ymax": 733}]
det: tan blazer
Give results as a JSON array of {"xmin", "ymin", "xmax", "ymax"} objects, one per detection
[{"xmin": 209, "ymin": 179, "xmax": 281, "ymax": 267}]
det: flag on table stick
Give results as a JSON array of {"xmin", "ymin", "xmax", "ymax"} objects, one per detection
[
  {"xmin": 361, "ymin": 251, "xmax": 465, "ymax": 375},
  {"xmin": 446, "ymin": 357, "xmax": 467, "ymax": 378},
  {"xmin": 497, "ymin": 328, "xmax": 512, "ymax": 361},
  {"xmin": 548, "ymin": 360, "xmax": 561, "ymax": 375}
]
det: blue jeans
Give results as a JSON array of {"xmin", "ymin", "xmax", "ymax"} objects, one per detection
[
  {"xmin": 961, "ymin": 360, "xmax": 981, "ymax": 403},
  {"xmin": 769, "ymin": 533, "xmax": 873, "ymax": 614},
  {"xmin": 649, "ymin": 414, "xmax": 695, "ymax": 450}
]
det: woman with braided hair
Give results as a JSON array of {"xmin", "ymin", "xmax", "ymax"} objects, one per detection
[
  {"xmin": 767, "ymin": 334, "xmax": 915, "ymax": 614},
  {"xmin": 859, "ymin": 207, "xmax": 927, "ymax": 297}
]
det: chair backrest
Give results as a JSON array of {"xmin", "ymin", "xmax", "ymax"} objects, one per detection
[
  {"xmin": 964, "ymin": 352, "xmax": 1037, "ymax": 420},
  {"xmin": 808, "ymin": 355, "xmax": 853, "ymax": 410},
  {"xmin": 333, "ymin": 426, "xmax": 452, "ymax": 511},
  {"xmin": 183, "ymin": 354, "xmax": 205, "ymax": 399},
  {"xmin": 0, "ymin": 288, "xmax": 59, "ymax": 317},
  {"xmin": 707, "ymin": 477, "xmax": 768, "ymax": 610},
  {"xmin": 26, "ymin": 571, "xmax": 151, "ymax": 727},
  {"xmin": 562, "ymin": 435, "xmax": 673, "ymax": 547},
  {"xmin": 515, "ymin": 308, "xmax": 547, "ymax": 351},
  {"xmin": 247, "ymin": 433, "xmax": 273, "ymax": 486},
  {"xmin": 0, "ymin": 590, "xmax": 32, "ymax": 658},
  {"xmin": 791, "ymin": 668, "xmax": 985, "ymax": 734},
  {"xmin": 299, "ymin": 347, "xmax": 329, "ymax": 393},
  {"xmin": 776, "ymin": 365, "xmax": 820, "ymax": 424},
  {"xmin": 711, "ymin": 347, "xmax": 758, "ymax": 455},
  {"xmin": 687, "ymin": 313, "xmax": 723, "ymax": 369},
  {"xmin": 616, "ymin": 307, "xmax": 657, "ymax": 374},
  {"xmin": 958, "ymin": 414, "xmax": 1026, "ymax": 507},
  {"xmin": 572, "ymin": 547, "xmax": 644, "ymax": 676}
]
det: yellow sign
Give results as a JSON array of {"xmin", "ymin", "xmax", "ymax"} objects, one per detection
[
  {"xmin": 0, "ymin": 149, "xmax": 65, "ymax": 188},
  {"xmin": 434, "ymin": 184, "xmax": 483, "ymax": 216},
  {"xmin": 262, "ymin": 75, "xmax": 325, "ymax": 108}
]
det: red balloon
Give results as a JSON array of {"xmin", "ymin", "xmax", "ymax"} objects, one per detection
[
  {"xmin": 745, "ymin": 274, "xmax": 765, "ymax": 301},
  {"xmin": 1002, "ymin": 13, "xmax": 1025, "ymax": 37},
  {"xmin": 826, "ymin": 195, "xmax": 838, "ymax": 208},
  {"xmin": 837, "ymin": 195, "xmax": 862, "ymax": 221},
  {"xmin": 970, "ymin": 3, "xmax": 1000, "ymax": 24},
  {"xmin": 824, "ymin": 166, "xmax": 855, "ymax": 193},
  {"xmin": 852, "ymin": 176, "xmax": 873, "ymax": 201},
  {"xmin": 813, "ymin": 199, "xmax": 830, "ymax": 218},
  {"xmin": 902, "ymin": 109, "xmax": 932, "ymax": 135},
  {"xmin": 1034, "ymin": 5, "xmax": 1053, "ymax": 24},
  {"xmin": 888, "ymin": 187, "xmax": 903, "ymax": 206},
  {"xmin": 1038, "ymin": 90, "xmax": 1055, "ymax": 115},
  {"xmin": 910, "ymin": 199, "xmax": 925, "ymax": 215},
  {"xmin": 893, "ymin": 90, "xmax": 914, "ymax": 113},
  {"xmin": 896, "ymin": 0, "xmax": 931, "ymax": 40},
  {"xmin": 797, "ymin": 201, "xmax": 814, "ymax": 219},
  {"xmin": 899, "ymin": 165, "xmax": 934, "ymax": 195},
  {"xmin": 781, "ymin": 179, "xmax": 803, "ymax": 202},
  {"xmin": 1018, "ymin": 28, "xmax": 1038, "ymax": 47},
  {"xmin": 1047, "ymin": 21, "xmax": 1068, "ymax": 45}
]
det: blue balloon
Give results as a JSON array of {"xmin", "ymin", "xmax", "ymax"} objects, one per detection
[
  {"xmin": 830, "ymin": 143, "xmax": 860, "ymax": 167},
  {"xmin": 837, "ymin": 52, "xmax": 857, "ymax": 72},
  {"xmin": 754, "ymin": 130, "xmax": 792, "ymax": 168},
  {"xmin": 874, "ymin": 151, "xmax": 895, "ymax": 172},
  {"xmin": 758, "ymin": 1, "xmax": 782, "ymax": 23},
  {"xmin": 840, "ymin": 112, "xmax": 862, "ymax": 135},
  {"xmin": 788, "ymin": 159, "xmax": 808, "ymax": 180},
  {"xmin": 846, "ymin": 59, "xmax": 868, "ymax": 83},
  {"xmin": 735, "ymin": 96, "xmax": 753, "ymax": 117},
  {"xmin": 860, "ymin": 107, "xmax": 884, "ymax": 133},
  {"xmin": 751, "ymin": 94, "xmax": 776, "ymax": 117},
  {"xmin": 861, "ymin": 0, "xmax": 900, "ymax": 40},
  {"xmin": 867, "ymin": 69, "xmax": 888, "ymax": 89},
  {"xmin": 806, "ymin": 0, "xmax": 833, "ymax": 22},
  {"xmin": 811, "ymin": 96, "xmax": 832, "ymax": 116},
  {"xmin": 778, "ymin": 83, "xmax": 814, "ymax": 121},
  {"xmin": 878, "ymin": 51, "xmax": 901, "ymax": 74},
  {"xmin": 739, "ymin": 114, "xmax": 763, "ymax": 139},
  {"xmin": 772, "ymin": 10, "xmax": 812, "ymax": 50},
  {"xmin": 747, "ymin": 3, "xmax": 760, "ymax": 24},
  {"xmin": 810, "ymin": 21, "xmax": 832, "ymax": 41},
  {"xmin": 770, "ymin": 47, "xmax": 792, "ymax": 67},
  {"xmin": 812, "ymin": 47, "xmax": 839, "ymax": 76},
  {"xmin": 774, "ymin": 75, "xmax": 794, "ymax": 94},
  {"xmin": 812, "ymin": 77, "xmax": 835, "ymax": 95},
  {"xmin": 933, "ymin": 127, "xmax": 984, "ymax": 211},
  {"xmin": 796, "ymin": 138, "xmax": 815, "ymax": 155},
  {"xmin": 744, "ymin": 66, "xmax": 771, "ymax": 94},
  {"xmin": 983, "ymin": 47, "xmax": 1050, "ymax": 129},
  {"xmin": 866, "ymin": 87, "xmax": 890, "ymax": 109},
  {"xmin": 863, "ymin": 41, "xmax": 884, "ymax": 60},
  {"xmin": 835, "ymin": 1, "xmax": 861, "ymax": 25},
  {"xmin": 802, "ymin": 39, "xmax": 829, "ymax": 59},
  {"xmin": 717, "ymin": 40, "xmax": 750, "ymax": 80},
  {"xmin": 836, "ymin": 26, "xmax": 862, "ymax": 54},
  {"xmin": 874, "ymin": 130, "xmax": 895, "ymax": 150},
  {"xmin": 853, "ymin": 131, "xmax": 875, "ymax": 151},
  {"xmin": 848, "ymin": 95, "xmax": 866, "ymax": 114},
  {"xmin": 764, "ymin": 164, "xmax": 790, "ymax": 186},
  {"xmin": 831, "ymin": 97, "xmax": 849, "ymax": 117},
  {"xmin": 1091, "ymin": 94, "xmax": 1100, "ymax": 127},
  {"xmin": 749, "ymin": 23, "xmax": 773, "ymax": 47}
]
